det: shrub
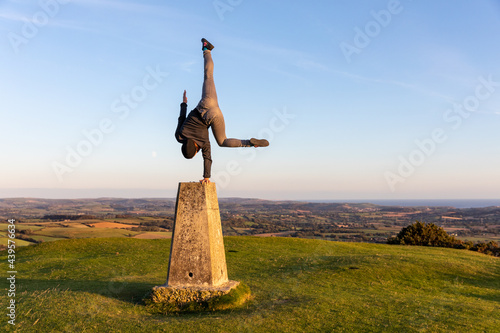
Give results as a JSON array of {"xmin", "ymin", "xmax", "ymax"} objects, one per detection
[
  {"xmin": 19, "ymin": 228, "xmax": 33, "ymax": 235},
  {"xmin": 388, "ymin": 222, "xmax": 499, "ymax": 257},
  {"xmin": 471, "ymin": 241, "xmax": 500, "ymax": 257},
  {"xmin": 387, "ymin": 221, "xmax": 456, "ymax": 247},
  {"xmin": 17, "ymin": 234, "xmax": 40, "ymax": 244}
]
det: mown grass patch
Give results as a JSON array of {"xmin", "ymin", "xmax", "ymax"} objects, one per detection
[{"xmin": 33, "ymin": 227, "xmax": 140, "ymax": 239}]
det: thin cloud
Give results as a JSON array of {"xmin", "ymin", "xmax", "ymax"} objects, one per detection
[
  {"xmin": 0, "ymin": 10, "xmax": 28, "ymax": 22},
  {"xmin": 224, "ymin": 36, "xmax": 456, "ymax": 103},
  {"xmin": 71, "ymin": 0, "xmax": 202, "ymax": 22},
  {"xmin": 70, "ymin": 0, "xmax": 158, "ymax": 13},
  {"xmin": 178, "ymin": 60, "xmax": 197, "ymax": 73},
  {"xmin": 342, "ymin": 73, "xmax": 456, "ymax": 103},
  {"xmin": 0, "ymin": 0, "xmax": 198, "ymax": 27}
]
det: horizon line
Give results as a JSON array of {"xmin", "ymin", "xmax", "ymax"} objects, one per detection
[{"xmin": 1, "ymin": 195, "xmax": 499, "ymax": 209}]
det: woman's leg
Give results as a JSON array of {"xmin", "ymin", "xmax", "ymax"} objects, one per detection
[
  {"xmin": 196, "ymin": 50, "xmax": 219, "ymax": 114},
  {"xmin": 211, "ymin": 113, "xmax": 251, "ymax": 147},
  {"xmin": 196, "ymin": 41, "xmax": 268, "ymax": 148}
]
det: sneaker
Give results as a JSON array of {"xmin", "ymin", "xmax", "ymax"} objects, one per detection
[
  {"xmin": 201, "ymin": 38, "xmax": 214, "ymax": 51},
  {"xmin": 250, "ymin": 138, "xmax": 269, "ymax": 147}
]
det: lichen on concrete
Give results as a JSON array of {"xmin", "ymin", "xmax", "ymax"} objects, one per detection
[
  {"xmin": 144, "ymin": 281, "xmax": 250, "ymax": 313},
  {"xmin": 150, "ymin": 286, "xmax": 225, "ymax": 304}
]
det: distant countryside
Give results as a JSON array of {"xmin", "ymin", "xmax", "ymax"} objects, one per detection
[{"xmin": 1, "ymin": 198, "xmax": 499, "ymax": 249}]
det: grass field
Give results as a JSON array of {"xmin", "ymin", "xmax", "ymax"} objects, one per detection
[
  {"xmin": 33, "ymin": 226, "xmax": 140, "ymax": 239},
  {"xmin": 0, "ymin": 236, "xmax": 32, "ymax": 247},
  {"xmin": 1, "ymin": 237, "xmax": 499, "ymax": 332}
]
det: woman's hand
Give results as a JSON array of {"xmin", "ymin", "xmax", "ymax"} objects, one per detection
[{"xmin": 200, "ymin": 178, "xmax": 211, "ymax": 184}]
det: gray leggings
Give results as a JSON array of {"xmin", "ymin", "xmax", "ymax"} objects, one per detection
[{"xmin": 196, "ymin": 51, "xmax": 251, "ymax": 147}]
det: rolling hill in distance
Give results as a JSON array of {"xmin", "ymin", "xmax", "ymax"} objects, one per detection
[{"xmin": 1, "ymin": 197, "xmax": 499, "ymax": 247}]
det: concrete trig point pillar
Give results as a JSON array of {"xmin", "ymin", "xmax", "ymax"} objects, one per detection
[
  {"xmin": 146, "ymin": 182, "xmax": 248, "ymax": 312},
  {"xmin": 165, "ymin": 182, "xmax": 239, "ymax": 290}
]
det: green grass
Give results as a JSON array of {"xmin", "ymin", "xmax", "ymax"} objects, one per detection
[
  {"xmin": 133, "ymin": 231, "xmax": 172, "ymax": 238},
  {"xmin": 33, "ymin": 227, "xmax": 140, "ymax": 239},
  {"xmin": 107, "ymin": 218, "xmax": 144, "ymax": 224},
  {"xmin": 457, "ymin": 235, "xmax": 500, "ymax": 243},
  {"xmin": 28, "ymin": 235, "xmax": 68, "ymax": 243},
  {"xmin": 0, "ymin": 224, "xmax": 44, "ymax": 232},
  {"xmin": 0, "ymin": 236, "xmax": 33, "ymax": 247},
  {"xmin": 1, "ymin": 237, "xmax": 499, "ymax": 332}
]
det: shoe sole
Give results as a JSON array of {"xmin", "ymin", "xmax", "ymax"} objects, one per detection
[
  {"xmin": 201, "ymin": 38, "xmax": 214, "ymax": 51},
  {"xmin": 250, "ymin": 138, "xmax": 269, "ymax": 147}
]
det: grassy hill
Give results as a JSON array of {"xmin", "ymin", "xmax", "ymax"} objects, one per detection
[{"xmin": 1, "ymin": 237, "xmax": 499, "ymax": 332}]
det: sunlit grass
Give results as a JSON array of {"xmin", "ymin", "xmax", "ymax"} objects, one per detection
[{"xmin": 1, "ymin": 237, "xmax": 498, "ymax": 332}]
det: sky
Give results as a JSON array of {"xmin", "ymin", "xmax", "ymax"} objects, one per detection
[{"xmin": 1, "ymin": 0, "xmax": 500, "ymax": 200}]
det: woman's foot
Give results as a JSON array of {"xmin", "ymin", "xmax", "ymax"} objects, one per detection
[{"xmin": 201, "ymin": 38, "xmax": 214, "ymax": 51}]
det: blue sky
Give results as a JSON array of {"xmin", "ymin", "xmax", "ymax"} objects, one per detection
[{"xmin": 1, "ymin": 0, "xmax": 499, "ymax": 200}]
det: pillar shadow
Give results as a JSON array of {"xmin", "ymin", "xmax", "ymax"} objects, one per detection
[{"xmin": 17, "ymin": 278, "xmax": 156, "ymax": 304}]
